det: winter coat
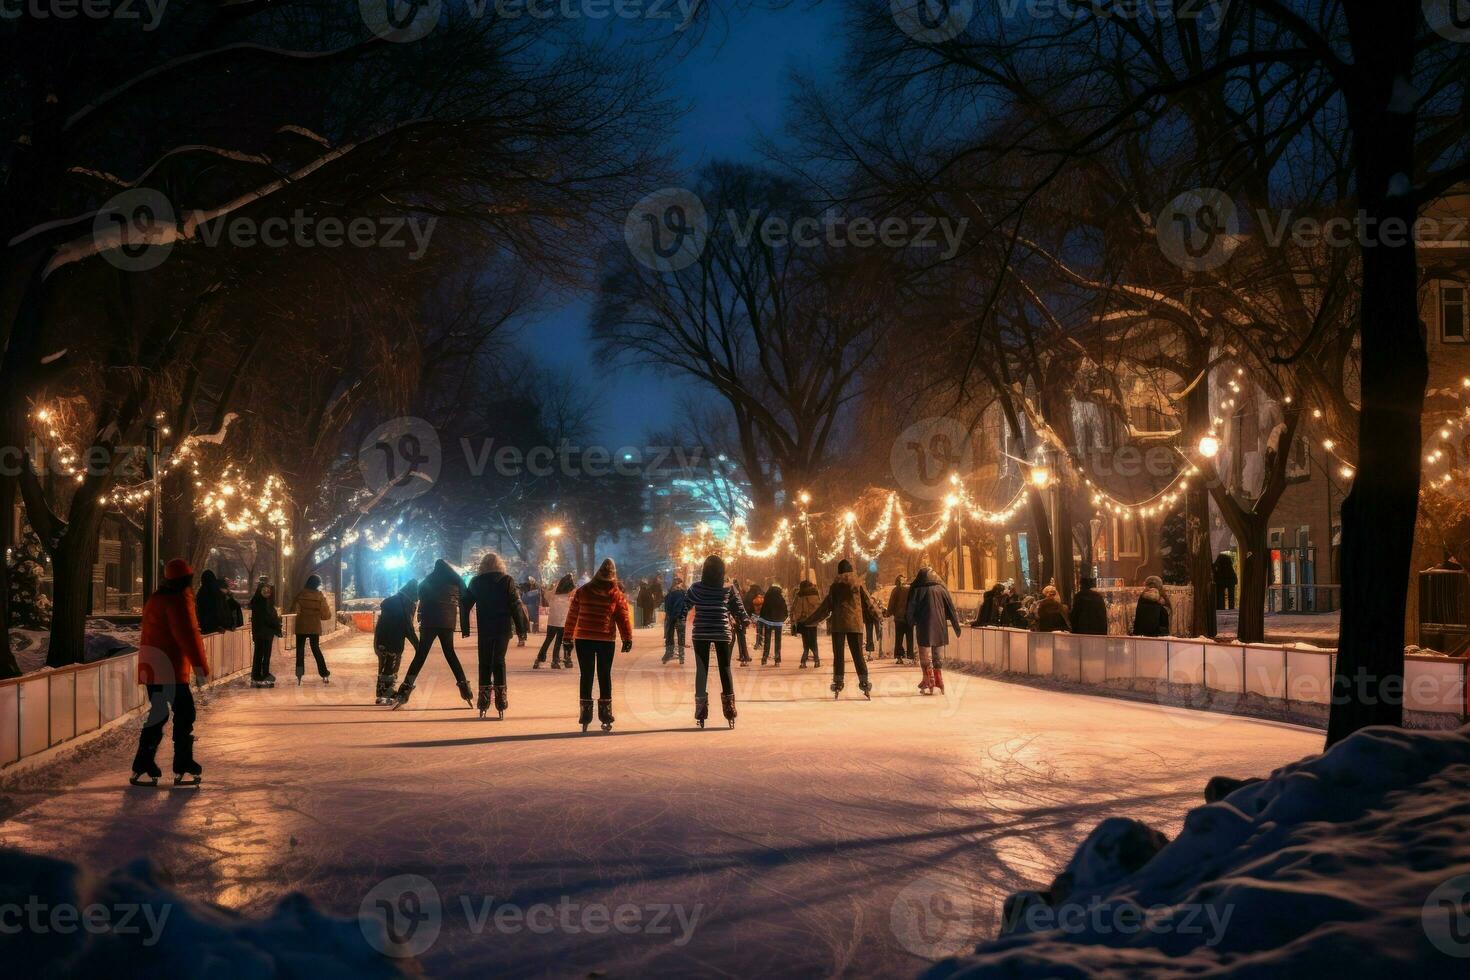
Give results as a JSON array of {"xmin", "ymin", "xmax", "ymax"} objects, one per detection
[
  {"xmin": 975, "ymin": 588, "xmax": 1005, "ymax": 627},
  {"xmin": 1213, "ymin": 554, "xmax": 1238, "ymax": 588},
  {"xmin": 759, "ymin": 585, "xmax": 789, "ymax": 624},
  {"xmin": 1069, "ymin": 588, "xmax": 1109, "ymax": 635},
  {"xmin": 1000, "ymin": 597, "xmax": 1027, "ymax": 629},
  {"xmin": 637, "ymin": 583, "xmax": 658, "ymax": 612},
  {"xmin": 226, "ymin": 593, "xmax": 245, "ymax": 630},
  {"xmin": 546, "ymin": 591, "xmax": 573, "ymax": 629},
  {"xmin": 1032, "ymin": 597, "xmax": 1071, "ymax": 633},
  {"xmin": 249, "ymin": 590, "xmax": 283, "ymax": 642},
  {"xmin": 743, "ymin": 586, "xmax": 762, "ymax": 614},
  {"xmin": 678, "ymin": 581, "xmax": 750, "ymax": 642},
  {"xmin": 905, "ymin": 569, "xmax": 962, "ymax": 648},
  {"xmin": 195, "ymin": 570, "xmax": 231, "ymax": 635},
  {"xmin": 138, "ymin": 583, "xmax": 210, "ymax": 685},
  {"xmin": 1131, "ymin": 588, "xmax": 1172, "ymax": 637},
  {"xmin": 888, "ymin": 583, "xmax": 911, "ymax": 622},
  {"xmin": 417, "ymin": 560, "xmax": 463, "ymax": 630},
  {"xmin": 565, "ymin": 578, "xmax": 633, "ymax": 644},
  {"xmin": 374, "ymin": 591, "xmax": 419, "ymax": 654},
  {"xmin": 789, "ymin": 582, "xmax": 821, "ymax": 628},
  {"xmin": 803, "ymin": 572, "xmax": 880, "ymax": 634},
  {"xmin": 662, "ymin": 587, "xmax": 687, "ymax": 617},
  {"xmin": 463, "ymin": 571, "xmax": 530, "ymax": 639},
  {"xmin": 291, "ymin": 587, "xmax": 332, "ymax": 635},
  {"xmin": 523, "ymin": 588, "xmax": 542, "ymax": 619}
]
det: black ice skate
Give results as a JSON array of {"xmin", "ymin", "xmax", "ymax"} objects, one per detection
[
  {"xmin": 859, "ymin": 680, "xmax": 873, "ymax": 701},
  {"xmin": 129, "ymin": 761, "xmax": 162, "ymax": 787},
  {"xmin": 173, "ymin": 737, "xmax": 202, "ymax": 786},
  {"xmin": 721, "ymin": 693, "xmax": 737, "ymax": 728},
  {"xmin": 494, "ymin": 684, "xmax": 508, "ymax": 720},
  {"xmin": 391, "ymin": 682, "xmax": 414, "ymax": 710},
  {"xmin": 597, "ymin": 698, "xmax": 614, "ymax": 732},
  {"xmin": 477, "ymin": 685, "xmax": 493, "ymax": 719},
  {"xmin": 831, "ymin": 681, "xmax": 843, "ymax": 699},
  {"xmin": 579, "ymin": 698, "xmax": 595, "ymax": 732},
  {"xmin": 694, "ymin": 694, "xmax": 709, "ymax": 728},
  {"xmin": 457, "ymin": 679, "xmax": 474, "ymax": 709}
]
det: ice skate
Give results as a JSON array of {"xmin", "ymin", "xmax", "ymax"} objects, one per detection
[
  {"xmin": 678, "ymin": 652, "xmax": 686, "ymax": 665},
  {"xmin": 694, "ymin": 694, "xmax": 709, "ymax": 728},
  {"xmin": 457, "ymin": 679, "xmax": 474, "ymax": 709},
  {"xmin": 721, "ymin": 693, "xmax": 737, "ymax": 728},
  {"xmin": 129, "ymin": 761, "xmax": 162, "ymax": 787},
  {"xmin": 859, "ymin": 679, "xmax": 873, "ymax": 701},
  {"xmin": 533, "ymin": 659, "xmax": 543, "ymax": 669},
  {"xmin": 264, "ymin": 673, "xmax": 276, "ymax": 687},
  {"xmin": 391, "ymin": 682, "xmax": 414, "ymax": 709},
  {"xmin": 494, "ymin": 684, "xmax": 508, "ymax": 720},
  {"xmin": 813, "ymin": 657, "xmax": 821, "ymax": 669},
  {"xmin": 933, "ymin": 668, "xmax": 945, "ymax": 695},
  {"xmin": 831, "ymin": 681, "xmax": 843, "ymax": 699},
  {"xmin": 476, "ymin": 685, "xmax": 493, "ymax": 719},
  {"xmin": 173, "ymin": 737, "xmax": 202, "ymax": 786},
  {"xmin": 919, "ymin": 668, "xmax": 935, "ymax": 695},
  {"xmin": 597, "ymin": 698, "xmax": 614, "ymax": 732},
  {"xmin": 296, "ymin": 675, "xmax": 303, "ymax": 686},
  {"xmin": 550, "ymin": 658, "xmax": 560, "ymax": 669},
  {"xmin": 578, "ymin": 698, "xmax": 594, "ymax": 732}
]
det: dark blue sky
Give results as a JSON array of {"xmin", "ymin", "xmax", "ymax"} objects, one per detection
[{"xmin": 532, "ymin": 2, "xmax": 846, "ymax": 447}]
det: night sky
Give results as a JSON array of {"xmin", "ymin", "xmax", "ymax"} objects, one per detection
[{"xmin": 532, "ymin": 2, "xmax": 846, "ymax": 447}]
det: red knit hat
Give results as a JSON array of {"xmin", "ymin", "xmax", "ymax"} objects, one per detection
[{"xmin": 163, "ymin": 558, "xmax": 193, "ymax": 581}]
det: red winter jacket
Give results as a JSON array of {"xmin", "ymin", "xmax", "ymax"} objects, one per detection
[
  {"xmin": 564, "ymin": 579, "xmax": 633, "ymax": 644},
  {"xmin": 138, "ymin": 585, "xmax": 210, "ymax": 685}
]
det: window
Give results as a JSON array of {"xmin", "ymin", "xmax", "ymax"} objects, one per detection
[
  {"xmin": 1443, "ymin": 283, "xmax": 1467, "ymax": 343},
  {"xmin": 1113, "ymin": 517, "xmax": 1144, "ymax": 558}
]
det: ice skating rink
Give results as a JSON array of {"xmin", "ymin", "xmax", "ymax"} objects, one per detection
[{"xmin": 0, "ymin": 626, "xmax": 1319, "ymax": 976}]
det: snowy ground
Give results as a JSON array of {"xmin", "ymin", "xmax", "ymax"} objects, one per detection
[{"xmin": 0, "ymin": 627, "xmax": 1319, "ymax": 977}]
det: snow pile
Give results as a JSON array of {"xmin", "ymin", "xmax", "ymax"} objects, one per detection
[
  {"xmin": 8, "ymin": 623, "xmax": 139, "ymax": 675},
  {"xmin": 928, "ymin": 725, "xmax": 1470, "ymax": 977},
  {"xmin": 2, "ymin": 848, "xmax": 412, "ymax": 978}
]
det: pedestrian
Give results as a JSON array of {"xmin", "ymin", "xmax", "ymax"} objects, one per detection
[
  {"xmin": 888, "ymin": 574, "xmax": 913, "ymax": 664},
  {"xmin": 973, "ymin": 583, "xmax": 1006, "ymax": 627},
  {"xmin": 662, "ymin": 576, "xmax": 688, "ymax": 664},
  {"xmin": 636, "ymin": 578, "xmax": 658, "ymax": 630},
  {"xmin": 394, "ymin": 559, "xmax": 474, "ymax": 708},
  {"xmin": 864, "ymin": 589, "xmax": 883, "ymax": 661},
  {"xmin": 223, "ymin": 578, "xmax": 245, "ymax": 629},
  {"xmin": 290, "ymin": 574, "xmax": 333, "ymax": 685},
  {"xmin": 562, "ymin": 558, "xmax": 633, "ymax": 731},
  {"xmin": 790, "ymin": 571, "xmax": 822, "ymax": 669},
  {"xmin": 536, "ymin": 573, "xmax": 576, "ymax": 669},
  {"xmin": 1213, "ymin": 553, "xmax": 1238, "ymax": 610},
  {"xmin": 521, "ymin": 578, "xmax": 543, "ymax": 643},
  {"xmin": 194, "ymin": 569, "xmax": 231, "ymax": 635},
  {"xmin": 131, "ymin": 558, "xmax": 209, "ymax": 786},
  {"xmin": 676, "ymin": 554, "xmax": 749, "ymax": 727},
  {"xmin": 731, "ymin": 578, "xmax": 754, "ymax": 665},
  {"xmin": 905, "ymin": 566, "xmax": 962, "ymax": 695},
  {"xmin": 799, "ymin": 558, "xmax": 880, "ymax": 699},
  {"xmin": 463, "ymin": 553, "xmax": 529, "ymax": 719},
  {"xmin": 1131, "ymin": 576, "xmax": 1172, "ymax": 637},
  {"xmin": 1070, "ymin": 577, "xmax": 1109, "ymax": 635},
  {"xmin": 373, "ymin": 579, "xmax": 419, "ymax": 703},
  {"xmin": 248, "ymin": 579, "xmax": 282, "ymax": 688},
  {"xmin": 759, "ymin": 579, "xmax": 788, "ymax": 665},
  {"xmin": 750, "ymin": 584, "xmax": 766, "ymax": 651},
  {"xmin": 1000, "ymin": 588, "xmax": 1027, "ymax": 628},
  {"xmin": 1032, "ymin": 584, "xmax": 1071, "ymax": 633}
]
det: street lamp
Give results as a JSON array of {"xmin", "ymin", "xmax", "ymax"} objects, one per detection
[
  {"xmin": 1198, "ymin": 434, "xmax": 1221, "ymax": 458},
  {"xmin": 1030, "ymin": 465, "xmax": 1051, "ymax": 488}
]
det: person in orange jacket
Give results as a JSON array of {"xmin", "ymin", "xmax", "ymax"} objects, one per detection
[
  {"xmin": 132, "ymin": 558, "xmax": 211, "ymax": 786},
  {"xmin": 562, "ymin": 558, "xmax": 633, "ymax": 732}
]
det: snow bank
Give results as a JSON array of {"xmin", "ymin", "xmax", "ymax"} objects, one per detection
[
  {"xmin": 2, "ymin": 848, "xmax": 411, "ymax": 978},
  {"xmin": 928, "ymin": 725, "xmax": 1470, "ymax": 977},
  {"xmin": 8, "ymin": 623, "xmax": 139, "ymax": 676}
]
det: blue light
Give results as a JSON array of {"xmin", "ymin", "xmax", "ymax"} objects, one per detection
[{"xmin": 383, "ymin": 554, "xmax": 407, "ymax": 571}]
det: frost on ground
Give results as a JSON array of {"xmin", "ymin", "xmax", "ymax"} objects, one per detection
[
  {"xmin": 2, "ymin": 847, "xmax": 410, "ymax": 978},
  {"xmin": 929, "ymin": 724, "xmax": 1470, "ymax": 978}
]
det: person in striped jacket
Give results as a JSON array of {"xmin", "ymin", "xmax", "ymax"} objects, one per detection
[
  {"xmin": 674, "ymin": 554, "xmax": 749, "ymax": 728},
  {"xmin": 562, "ymin": 558, "xmax": 634, "ymax": 731}
]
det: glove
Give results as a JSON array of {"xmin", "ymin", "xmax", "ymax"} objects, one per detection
[{"xmin": 621, "ymin": 639, "xmax": 633, "ymax": 653}]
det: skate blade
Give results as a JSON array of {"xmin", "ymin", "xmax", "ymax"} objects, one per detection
[
  {"xmin": 173, "ymin": 775, "xmax": 202, "ymax": 787},
  {"xmin": 128, "ymin": 774, "xmax": 159, "ymax": 787}
]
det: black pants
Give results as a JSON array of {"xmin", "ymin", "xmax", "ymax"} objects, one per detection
[
  {"xmin": 831, "ymin": 632, "xmax": 868, "ymax": 687},
  {"xmin": 736, "ymin": 628, "xmax": 751, "ymax": 662},
  {"xmin": 1216, "ymin": 584, "xmax": 1236, "ymax": 610},
  {"xmin": 251, "ymin": 635, "xmax": 274, "ymax": 681},
  {"xmin": 694, "ymin": 639, "xmax": 734, "ymax": 697},
  {"xmin": 865, "ymin": 619, "xmax": 880, "ymax": 653},
  {"xmin": 663, "ymin": 616, "xmax": 686, "ymax": 657},
  {"xmin": 536, "ymin": 625, "xmax": 565, "ymax": 663},
  {"xmin": 893, "ymin": 620, "xmax": 913, "ymax": 660},
  {"xmin": 762, "ymin": 626, "xmax": 782, "ymax": 662},
  {"xmin": 798, "ymin": 626, "xmax": 819, "ymax": 664},
  {"xmin": 133, "ymin": 683, "xmax": 196, "ymax": 774},
  {"xmin": 478, "ymin": 625, "xmax": 513, "ymax": 687},
  {"xmin": 403, "ymin": 627, "xmax": 469, "ymax": 687},
  {"xmin": 295, "ymin": 634, "xmax": 328, "ymax": 679},
  {"xmin": 575, "ymin": 639, "xmax": 615, "ymax": 699},
  {"xmin": 376, "ymin": 646, "xmax": 404, "ymax": 699}
]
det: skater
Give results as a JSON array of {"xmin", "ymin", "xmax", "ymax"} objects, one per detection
[
  {"xmin": 463, "ymin": 553, "xmax": 529, "ymax": 718},
  {"xmin": 562, "ymin": 558, "xmax": 633, "ymax": 731},
  {"xmin": 906, "ymin": 566, "xmax": 962, "ymax": 695},
  {"xmin": 290, "ymin": 574, "xmax": 333, "ymax": 684},
  {"xmin": 247, "ymin": 579, "xmax": 282, "ymax": 687},
  {"xmin": 731, "ymin": 578, "xmax": 754, "ymax": 665},
  {"xmin": 194, "ymin": 569, "xmax": 232, "ymax": 635},
  {"xmin": 888, "ymin": 574, "xmax": 913, "ymax": 664},
  {"xmin": 758, "ymin": 580, "xmax": 787, "ymax": 665},
  {"xmin": 789, "ymin": 571, "xmax": 822, "ymax": 669},
  {"xmin": 662, "ymin": 576, "xmax": 688, "ymax": 664},
  {"xmin": 677, "ymin": 555, "xmax": 748, "ymax": 727},
  {"xmin": 1070, "ymin": 577, "xmax": 1110, "ymax": 635},
  {"xmin": 373, "ymin": 579, "xmax": 419, "ymax": 703},
  {"xmin": 1131, "ymin": 576, "xmax": 1172, "ymax": 637},
  {"xmin": 800, "ymin": 559, "xmax": 880, "ymax": 699},
  {"xmin": 131, "ymin": 558, "xmax": 209, "ymax": 786},
  {"xmin": 520, "ymin": 578, "xmax": 543, "ymax": 643},
  {"xmin": 1032, "ymin": 584, "xmax": 1071, "ymax": 633},
  {"xmin": 396, "ymin": 559, "xmax": 474, "ymax": 708},
  {"xmin": 973, "ymin": 583, "xmax": 1006, "ymax": 628},
  {"xmin": 863, "ymin": 590, "xmax": 883, "ymax": 661},
  {"xmin": 636, "ymin": 578, "xmax": 659, "ymax": 630},
  {"xmin": 1213, "ymin": 553, "xmax": 1237, "ymax": 610},
  {"xmin": 536, "ymin": 573, "xmax": 575, "ymax": 668}
]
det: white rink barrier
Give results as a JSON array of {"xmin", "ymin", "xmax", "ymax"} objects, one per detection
[
  {"xmin": 0, "ymin": 614, "xmax": 341, "ymax": 771},
  {"xmin": 952, "ymin": 626, "xmax": 1468, "ymax": 724}
]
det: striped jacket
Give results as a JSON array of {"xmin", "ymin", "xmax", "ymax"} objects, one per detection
[
  {"xmin": 565, "ymin": 579, "xmax": 633, "ymax": 644},
  {"xmin": 677, "ymin": 581, "xmax": 749, "ymax": 643}
]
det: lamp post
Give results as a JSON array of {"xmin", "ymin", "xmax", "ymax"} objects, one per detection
[
  {"xmin": 141, "ymin": 422, "xmax": 161, "ymax": 599},
  {"xmin": 1030, "ymin": 460, "xmax": 1053, "ymax": 590}
]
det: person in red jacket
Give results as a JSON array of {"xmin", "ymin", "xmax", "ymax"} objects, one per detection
[
  {"xmin": 132, "ymin": 558, "xmax": 211, "ymax": 786},
  {"xmin": 562, "ymin": 558, "xmax": 633, "ymax": 732}
]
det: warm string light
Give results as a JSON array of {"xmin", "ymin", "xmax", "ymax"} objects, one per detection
[{"xmin": 1420, "ymin": 377, "xmax": 1470, "ymax": 491}]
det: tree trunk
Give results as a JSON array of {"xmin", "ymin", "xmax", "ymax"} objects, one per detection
[
  {"xmin": 0, "ymin": 475, "xmax": 18, "ymax": 678},
  {"xmin": 1235, "ymin": 515, "xmax": 1270, "ymax": 644},
  {"xmin": 46, "ymin": 514, "xmax": 104, "ymax": 667}
]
